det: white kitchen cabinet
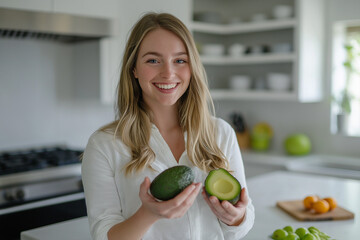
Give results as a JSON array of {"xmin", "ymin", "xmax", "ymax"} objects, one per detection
[
  {"xmin": 0, "ymin": 0, "xmax": 52, "ymax": 12},
  {"xmin": 0, "ymin": 0, "xmax": 119, "ymax": 19},
  {"xmin": 190, "ymin": 0, "xmax": 324, "ymax": 102},
  {"xmin": 53, "ymin": 0, "xmax": 119, "ymax": 19}
]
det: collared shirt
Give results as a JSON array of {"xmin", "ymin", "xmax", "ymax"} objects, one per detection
[{"xmin": 81, "ymin": 118, "xmax": 255, "ymax": 240}]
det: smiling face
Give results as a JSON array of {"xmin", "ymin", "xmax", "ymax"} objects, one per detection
[{"xmin": 133, "ymin": 28, "xmax": 191, "ymax": 111}]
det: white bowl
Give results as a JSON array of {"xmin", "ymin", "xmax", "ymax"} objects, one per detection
[
  {"xmin": 229, "ymin": 75, "xmax": 252, "ymax": 90},
  {"xmin": 267, "ymin": 73, "xmax": 291, "ymax": 91},
  {"xmin": 272, "ymin": 43, "xmax": 292, "ymax": 53},
  {"xmin": 228, "ymin": 43, "xmax": 245, "ymax": 57},
  {"xmin": 202, "ymin": 44, "xmax": 225, "ymax": 56},
  {"xmin": 273, "ymin": 5, "xmax": 293, "ymax": 19}
]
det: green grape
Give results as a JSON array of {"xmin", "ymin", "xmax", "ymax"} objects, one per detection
[
  {"xmin": 283, "ymin": 233, "xmax": 300, "ymax": 240},
  {"xmin": 270, "ymin": 225, "xmax": 334, "ymax": 240},
  {"xmin": 308, "ymin": 226, "xmax": 320, "ymax": 234},
  {"xmin": 283, "ymin": 226, "xmax": 295, "ymax": 233},
  {"xmin": 272, "ymin": 229, "xmax": 288, "ymax": 240},
  {"xmin": 295, "ymin": 227, "xmax": 309, "ymax": 239},
  {"xmin": 302, "ymin": 233, "xmax": 317, "ymax": 240},
  {"xmin": 318, "ymin": 231, "xmax": 331, "ymax": 240},
  {"xmin": 312, "ymin": 233, "xmax": 321, "ymax": 240}
]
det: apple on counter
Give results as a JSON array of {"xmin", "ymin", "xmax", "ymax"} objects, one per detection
[
  {"xmin": 251, "ymin": 122, "xmax": 273, "ymax": 151},
  {"xmin": 284, "ymin": 134, "xmax": 311, "ymax": 156}
]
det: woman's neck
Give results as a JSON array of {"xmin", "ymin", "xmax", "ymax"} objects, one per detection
[
  {"xmin": 151, "ymin": 105, "xmax": 180, "ymax": 133},
  {"xmin": 150, "ymin": 104, "xmax": 185, "ymax": 162}
]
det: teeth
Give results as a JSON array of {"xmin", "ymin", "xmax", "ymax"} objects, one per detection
[{"xmin": 155, "ymin": 83, "xmax": 177, "ymax": 89}]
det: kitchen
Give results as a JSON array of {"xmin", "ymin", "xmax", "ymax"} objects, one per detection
[{"xmin": 0, "ymin": 0, "xmax": 360, "ymax": 239}]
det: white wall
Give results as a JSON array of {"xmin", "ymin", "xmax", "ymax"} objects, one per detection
[
  {"xmin": 0, "ymin": 0, "xmax": 359, "ymax": 158},
  {"xmin": 0, "ymin": 39, "xmax": 114, "ymax": 150}
]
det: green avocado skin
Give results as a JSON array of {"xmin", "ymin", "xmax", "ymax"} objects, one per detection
[{"xmin": 150, "ymin": 165, "xmax": 194, "ymax": 201}]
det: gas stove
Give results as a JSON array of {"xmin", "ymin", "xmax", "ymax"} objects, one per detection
[
  {"xmin": 0, "ymin": 146, "xmax": 83, "ymax": 210},
  {"xmin": 0, "ymin": 146, "xmax": 86, "ymax": 240},
  {"xmin": 0, "ymin": 146, "xmax": 82, "ymax": 175}
]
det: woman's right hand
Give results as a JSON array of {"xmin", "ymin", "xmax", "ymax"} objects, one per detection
[{"xmin": 139, "ymin": 177, "xmax": 202, "ymax": 220}]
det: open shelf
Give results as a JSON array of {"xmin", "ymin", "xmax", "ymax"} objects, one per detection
[
  {"xmin": 210, "ymin": 89, "xmax": 297, "ymax": 101},
  {"xmin": 191, "ymin": 0, "xmax": 323, "ymax": 102},
  {"xmin": 190, "ymin": 19, "xmax": 296, "ymax": 34},
  {"xmin": 201, "ymin": 53, "xmax": 296, "ymax": 65}
]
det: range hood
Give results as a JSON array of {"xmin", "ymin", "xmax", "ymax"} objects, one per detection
[{"xmin": 0, "ymin": 8, "xmax": 113, "ymax": 43}]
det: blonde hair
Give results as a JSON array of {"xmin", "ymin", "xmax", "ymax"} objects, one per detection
[{"xmin": 101, "ymin": 12, "xmax": 228, "ymax": 175}]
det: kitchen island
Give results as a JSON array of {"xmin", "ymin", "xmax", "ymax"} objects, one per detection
[
  {"xmin": 245, "ymin": 171, "xmax": 359, "ymax": 240},
  {"xmin": 21, "ymin": 171, "xmax": 359, "ymax": 240}
]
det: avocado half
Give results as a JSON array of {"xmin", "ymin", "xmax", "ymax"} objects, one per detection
[
  {"xmin": 205, "ymin": 168, "xmax": 241, "ymax": 205},
  {"xmin": 150, "ymin": 165, "xmax": 194, "ymax": 201}
]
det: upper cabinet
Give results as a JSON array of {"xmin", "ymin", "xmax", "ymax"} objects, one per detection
[
  {"xmin": 53, "ymin": 0, "xmax": 119, "ymax": 19},
  {"xmin": 190, "ymin": 0, "xmax": 325, "ymax": 102},
  {"xmin": 0, "ymin": 0, "xmax": 52, "ymax": 12},
  {"xmin": 0, "ymin": 0, "xmax": 119, "ymax": 19}
]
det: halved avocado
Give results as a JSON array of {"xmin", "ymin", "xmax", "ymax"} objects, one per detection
[{"xmin": 205, "ymin": 168, "xmax": 241, "ymax": 204}]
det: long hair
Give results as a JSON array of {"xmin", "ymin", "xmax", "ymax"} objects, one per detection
[{"xmin": 101, "ymin": 12, "xmax": 228, "ymax": 175}]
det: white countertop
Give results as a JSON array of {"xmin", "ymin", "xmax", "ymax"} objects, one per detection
[
  {"xmin": 21, "ymin": 217, "xmax": 91, "ymax": 240},
  {"xmin": 245, "ymin": 171, "xmax": 360, "ymax": 240},
  {"xmin": 242, "ymin": 151, "xmax": 360, "ymax": 180},
  {"xmin": 21, "ymin": 171, "xmax": 360, "ymax": 240}
]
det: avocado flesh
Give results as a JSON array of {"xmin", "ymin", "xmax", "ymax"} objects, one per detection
[
  {"xmin": 205, "ymin": 168, "xmax": 241, "ymax": 204},
  {"xmin": 150, "ymin": 165, "xmax": 194, "ymax": 201}
]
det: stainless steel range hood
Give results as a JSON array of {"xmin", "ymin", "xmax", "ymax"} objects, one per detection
[{"xmin": 0, "ymin": 8, "xmax": 113, "ymax": 43}]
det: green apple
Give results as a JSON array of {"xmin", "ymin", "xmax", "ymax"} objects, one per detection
[
  {"xmin": 251, "ymin": 134, "xmax": 270, "ymax": 151},
  {"xmin": 284, "ymin": 134, "xmax": 311, "ymax": 155},
  {"xmin": 253, "ymin": 122, "xmax": 273, "ymax": 137},
  {"xmin": 251, "ymin": 122, "xmax": 273, "ymax": 151}
]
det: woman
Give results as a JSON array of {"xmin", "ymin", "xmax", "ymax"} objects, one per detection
[{"xmin": 82, "ymin": 12, "xmax": 254, "ymax": 240}]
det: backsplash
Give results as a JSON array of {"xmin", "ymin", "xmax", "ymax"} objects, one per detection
[{"xmin": 0, "ymin": 38, "xmax": 114, "ymax": 151}]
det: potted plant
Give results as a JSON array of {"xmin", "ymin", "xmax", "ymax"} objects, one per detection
[{"xmin": 333, "ymin": 36, "xmax": 360, "ymax": 134}]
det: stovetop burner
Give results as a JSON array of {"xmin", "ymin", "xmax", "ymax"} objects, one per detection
[{"xmin": 0, "ymin": 147, "xmax": 83, "ymax": 176}]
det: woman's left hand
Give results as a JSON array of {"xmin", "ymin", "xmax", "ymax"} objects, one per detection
[{"xmin": 201, "ymin": 187, "xmax": 248, "ymax": 226}]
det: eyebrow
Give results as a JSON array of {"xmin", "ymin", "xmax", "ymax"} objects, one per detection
[{"xmin": 141, "ymin": 51, "xmax": 188, "ymax": 58}]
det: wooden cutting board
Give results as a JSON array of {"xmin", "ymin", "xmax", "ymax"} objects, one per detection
[{"xmin": 276, "ymin": 200, "xmax": 355, "ymax": 221}]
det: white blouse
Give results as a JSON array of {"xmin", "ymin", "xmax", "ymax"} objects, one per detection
[{"xmin": 81, "ymin": 118, "xmax": 255, "ymax": 240}]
